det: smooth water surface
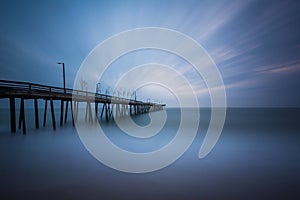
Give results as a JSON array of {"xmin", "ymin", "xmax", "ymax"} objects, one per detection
[{"xmin": 0, "ymin": 108, "xmax": 299, "ymax": 199}]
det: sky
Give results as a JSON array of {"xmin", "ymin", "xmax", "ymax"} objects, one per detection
[{"xmin": 0, "ymin": 0, "xmax": 300, "ymax": 107}]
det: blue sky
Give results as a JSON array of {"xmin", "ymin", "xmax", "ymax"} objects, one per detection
[{"xmin": 0, "ymin": 0, "xmax": 300, "ymax": 107}]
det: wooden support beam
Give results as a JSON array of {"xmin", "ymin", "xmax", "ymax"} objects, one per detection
[
  {"xmin": 34, "ymin": 99, "xmax": 39, "ymax": 129},
  {"xmin": 105, "ymin": 104, "xmax": 109, "ymax": 121},
  {"xmin": 70, "ymin": 100, "xmax": 75, "ymax": 126},
  {"xmin": 95, "ymin": 102, "xmax": 98, "ymax": 118},
  {"xmin": 18, "ymin": 98, "xmax": 26, "ymax": 134},
  {"xmin": 43, "ymin": 100, "xmax": 47, "ymax": 127},
  {"xmin": 50, "ymin": 98, "xmax": 56, "ymax": 130},
  {"xmin": 109, "ymin": 104, "xmax": 112, "ymax": 119},
  {"xmin": 18, "ymin": 104, "xmax": 22, "ymax": 130},
  {"xmin": 85, "ymin": 105, "xmax": 87, "ymax": 120},
  {"xmin": 116, "ymin": 104, "xmax": 120, "ymax": 118},
  {"xmin": 9, "ymin": 97, "xmax": 16, "ymax": 133},
  {"xmin": 129, "ymin": 105, "xmax": 132, "ymax": 116},
  {"xmin": 64, "ymin": 100, "xmax": 69, "ymax": 124},
  {"xmin": 111, "ymin": 104, "xmax": 115, "ymax": 120},
  {"xmin": 73, "ymin": 100, "xmax": 77, "ymax": 122},
  {"xmin": 122, "ymin": 105, "xmax": 125, "ymax": 116},
  {"xmin": 85, "ymin": 102, "xmax": 92, "ymax": 122},
  {"xmin": 85, "ymin": 102, "xmax": 88, "ymax": 121},
  {"xmin": 60, "ymin": 100, "xmax": 64, "ymax": 126},
  {"xmin": 100, "ymin": 103, "xmax": 105, "ymax": 118},
  {"xmin": 75, "ymin": 101, "xmax": 79, "ymax": 122},
  {"xmin": 88, "ymin": 102, "xmax": 92, "ymax": 122}
]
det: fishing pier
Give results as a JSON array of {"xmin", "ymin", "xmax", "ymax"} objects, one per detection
[{"xmin": 0, "ymin": 80, "xmax": 165, "ymax": 134}]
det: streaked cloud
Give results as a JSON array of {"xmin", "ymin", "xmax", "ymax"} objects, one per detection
[
  {"xmin": 255, "ymin": 60, "xmax": 300, "ymax": 74},
  {"xmin": 0, "ymin": 0, "xmax": 299, "ymax": 107}
]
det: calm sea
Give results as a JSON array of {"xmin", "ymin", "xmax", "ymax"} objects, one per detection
[{"xmin": 0, "ymin": 107, "xmax": 299, "ymax": 200}]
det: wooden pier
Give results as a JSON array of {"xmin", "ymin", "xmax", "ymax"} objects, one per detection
[{"xmin": 0, "ymin": 80, "xmax": 165, "ymax": 134}]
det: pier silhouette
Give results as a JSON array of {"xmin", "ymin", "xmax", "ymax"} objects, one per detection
[{"xmin": 0, "ymin": 79, "xmax": 165, "ymax": 134}]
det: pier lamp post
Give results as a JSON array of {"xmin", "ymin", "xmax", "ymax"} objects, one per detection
[
  {"xmin": 57, "ymin": 62, "xmax": 66, "ymax": 94},
  {"xmin": 57, "ymin": 62, "xmax": 66, "ymax": 127},
  {"xmin": 96, "ymin": 83, "xmax": 101, "ymax": 94}
]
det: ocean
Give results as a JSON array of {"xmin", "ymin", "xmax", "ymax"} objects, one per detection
[{"xmin": 0, "ymin": 107, "xmax": 299, "ymax": 199}]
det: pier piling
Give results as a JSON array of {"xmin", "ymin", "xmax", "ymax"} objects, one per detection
[
  {"xmin": 50, "ymin": 98, "xmax": 56, "ymax": 130},
  {"xmin": 43, "ymin": 100, "xmax": 48, "ymax": 127},
  {"xmin": 60, "ymin": 100, "xmax": 64, "ymax": 127},
  {"xmin": 9, "ymin": 97, "xmax": 16, "ymax": 133},
  {"xmin": 18, "ymin": 98, "xmax": 26, "ymax": 134},
  {"xmin": 34, "ymin": 99, "xmax": 39, "ymax": 129}
]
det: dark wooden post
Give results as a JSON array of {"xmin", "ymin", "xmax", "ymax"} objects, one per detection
[
  {"xmin": 18, "ymin": 98, "xmax": 26, "ymax": 134},
  {"xmin": 74, "ymin": 101, "xmax": 79, "ymax": 122},
  {"xmin": 110, "ymin": 104, "xmax": 114, "ymax": 120},
  {"xmin": 129, "ymin": 105, "xmax": 132, "ymax": 116},
  {"xmin": 85, "ymin": 102, "xmax": 88, "ymax": 121},
  {"xmin": 70, "ymin": 100, "xmax": 75, "ymax": 126},
  {"xmin": 100, "ymin": 103, "xmax": 105, "ymax": 118},
  {"xmin": 50, "ymin": 98, "xmax": 56, "ymax": 130},
  {"xmin": 9, "ymin": 97, "xmax": 16, "ymax": 133},
  {"xmin": 34, "ymin": 99, "xmax": 39, "ymax": 129},
  {"xmin": 108, "ymin": 104, "xmax": 112, "ymax": 119},
  {"xmin": 95, "ymin": 102, "xmax": 98, "ymax": 118},
  {"xmin": 116, "ymin": 104, "xmax": 120, "ymax": 118},
  {"xmin": 73, "ymin": 100, "xmax": 77, "ymax": 122},
  {"xmin": 43, "ymin": 100, "xmax": 48, "ymax": 127},
  {"xmin": 64, "ymin": 100, "xmax": 69, "ymax": 124},
  {"xmin": 60, "ymin": 100, "xmax": 64, "ymax": 126},
  {"xmin": 105, "ymin": 104, "xmax": 109, "ymax": 121}
]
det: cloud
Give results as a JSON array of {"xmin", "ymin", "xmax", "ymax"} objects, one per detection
[
  {"xmin": 254, "ymin": 60, "xmax": 300, "ymax": 74},
  {"xmin": 196, "ymin": 0, "xmax": 252, "ymax": 41},
  {"xmin": 210, "ymin": 42, "xmax": 260, "ymax": 65}
]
